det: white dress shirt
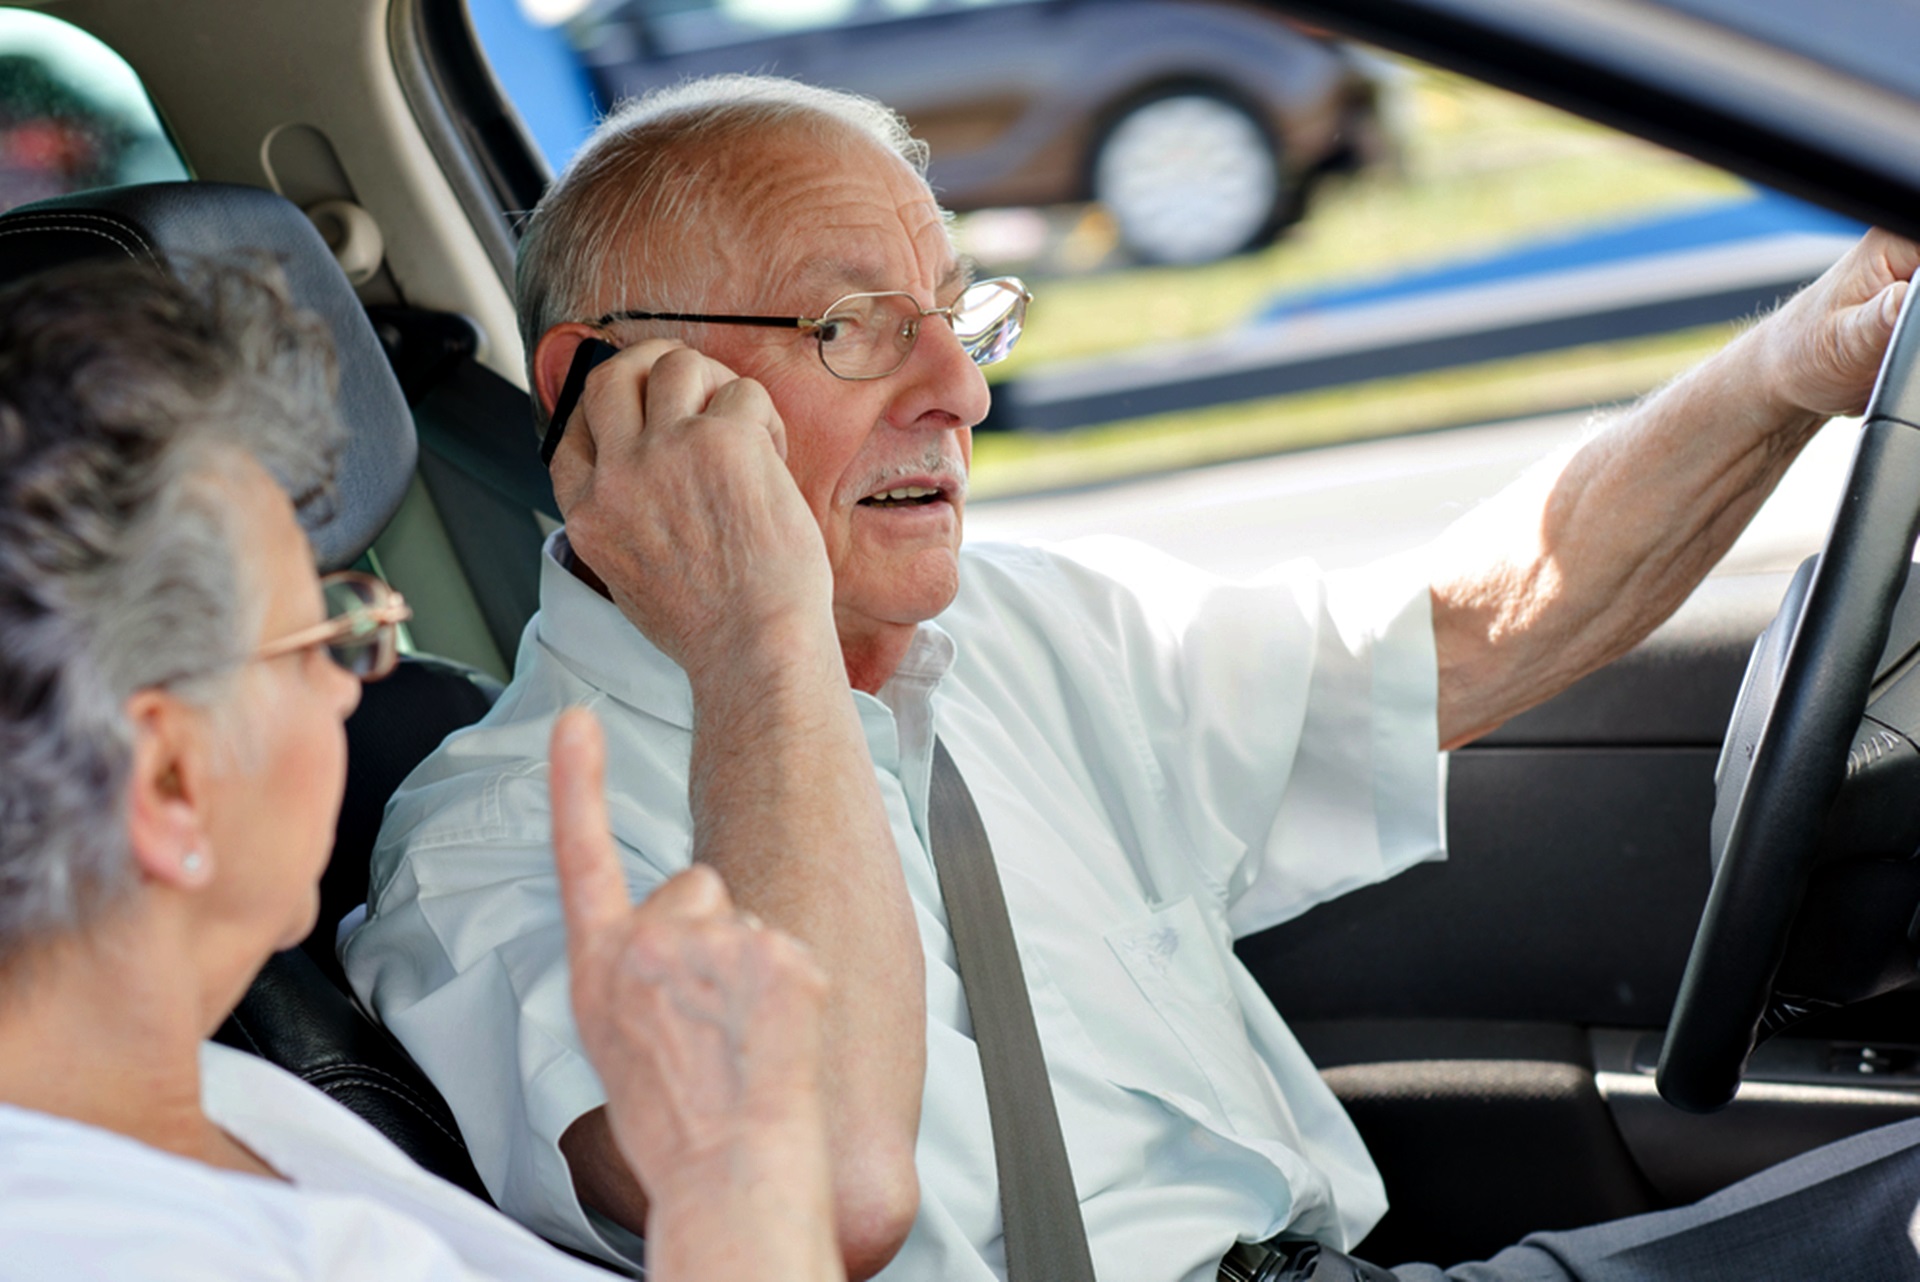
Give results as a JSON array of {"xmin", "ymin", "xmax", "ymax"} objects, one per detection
[
  {"xmin": 344, "ymin": 532, "xmax": 1447, "ymax": 1282},
  {"xmin": 0, "ymin": 1043, "xmax": 619, "ymax": 1281}
]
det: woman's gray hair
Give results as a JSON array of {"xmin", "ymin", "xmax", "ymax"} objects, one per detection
[
  {"xmin": 0, "ymin": 260, "xmax": 343, "ymax": 968},
  {"xmin": 515, "ymin": 74, "xmax": 930, "ymax": 433}
]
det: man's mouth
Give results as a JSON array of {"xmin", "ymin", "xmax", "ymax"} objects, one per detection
[{"xmin": 859, "ymin": 485, "xmax": 946, "ymax": 509}]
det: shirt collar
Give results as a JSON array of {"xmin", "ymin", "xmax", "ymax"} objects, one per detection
[
  {"xmin": 865, "ymin": 622, "xmax": 955, "ymax": 829},
  {"xmin": 876, "ymin": 619, "xmax": 956, "ymax": 724},
  {"xmin": 532, "ymin": 529, "xmax": 962, "ymax": 736},
  {"xmin": 532, "ymin": 530, "xmax": 695, "ymax": 728}
]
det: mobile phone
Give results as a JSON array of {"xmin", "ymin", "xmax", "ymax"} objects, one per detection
[{"xmin": 540, "ymin": 338, "xmax": 619, "ymax": 466}]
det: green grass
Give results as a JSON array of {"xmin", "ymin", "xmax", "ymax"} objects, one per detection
[{"xmin": 962, "ymin": 60, "xmax": 1754, "ymax": 494}]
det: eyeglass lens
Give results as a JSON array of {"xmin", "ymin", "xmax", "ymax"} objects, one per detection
[
  {"xmin": 952, "ymin": 280, "xmax": 1026, "ymax": 366},
  {"xmin": 817, "ymin": 278, "xmax": 1026, "ymax": 379},
  {"xmin": 321, "ymin": 574, "xmax": 398, "ymax": 679}
]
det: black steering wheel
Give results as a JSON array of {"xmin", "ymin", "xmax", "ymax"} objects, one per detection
[{"xmin": 1659, "ymin": 282, "xmax": 1920, "ymax": 1113}]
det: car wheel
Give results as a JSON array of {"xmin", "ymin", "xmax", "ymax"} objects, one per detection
[{"xmin": 1091, "ymin": 90, "xmax": 1287, "ymax": 266}]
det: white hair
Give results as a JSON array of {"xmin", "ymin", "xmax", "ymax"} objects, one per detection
[
  {"xmin": 515, "ymin": 74, "xmax": 931, "ymax": 432},
  {"xmin": 0, "ymin": 260, "xmax": 342, "ymax": 969}
]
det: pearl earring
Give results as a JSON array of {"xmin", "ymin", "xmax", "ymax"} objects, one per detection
[{"xmin": 181, "ymin": 850, "xmax": 207, "ymax": 878}]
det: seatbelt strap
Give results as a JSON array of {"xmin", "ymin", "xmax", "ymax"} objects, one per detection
[{"xmin": 928, "ymin": 738, "xmax": 1097, "ymax": 1282}]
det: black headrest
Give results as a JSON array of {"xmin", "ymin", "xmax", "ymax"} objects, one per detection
[{"xmin": 0, "ymin": 182, "xmax": 415, "ymax": 570}]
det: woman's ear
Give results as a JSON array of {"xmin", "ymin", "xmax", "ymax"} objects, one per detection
[{"xmin": 124, "ymin": 688, "xmax": 215, "ymax": 889}]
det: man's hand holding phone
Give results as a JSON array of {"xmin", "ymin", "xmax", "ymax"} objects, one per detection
[{"xmin": 543, "ymin": 335, "xmax": 835, "ymax": 688}]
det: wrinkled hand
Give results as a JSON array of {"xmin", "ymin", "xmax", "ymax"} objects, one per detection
[
  {"xmin": 1760, "ymin": 228, "xmax": 1920, "ymax": 417},
  {"xmin": 546, "ymin": 338, "xmax": 833, "ymax": 679},
  {"xmin": 548, "ymin": 707, "xmax": 831, "ymax": 1211}
]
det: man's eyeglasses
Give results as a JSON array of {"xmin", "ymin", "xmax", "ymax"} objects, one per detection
[
  {"xmin": 590, "ymin": 276, "xmax": 1031, "ymax": 382},
  {"xmin": 254, "ymin": 571, "xmax": 411, "ymax": 681}
]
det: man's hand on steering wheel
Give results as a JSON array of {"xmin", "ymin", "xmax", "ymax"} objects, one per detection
[{"xmin": 1759, "ymin": 229, "xmax": 1920, "ymax": 418}]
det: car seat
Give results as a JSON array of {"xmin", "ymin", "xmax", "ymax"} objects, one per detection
[{"xmin": 0, "ymin": 182, "xmax": 499, "ymax": 1202}]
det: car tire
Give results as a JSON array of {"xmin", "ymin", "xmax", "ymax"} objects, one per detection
[{"xmin": 1091, "ymin": 89, "xmax": 1288, "ymax": 266}]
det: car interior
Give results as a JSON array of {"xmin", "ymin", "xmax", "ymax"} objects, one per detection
[{"xmin": 9, "ymin": 0, "xmax": 1920, "ymax": 1269}]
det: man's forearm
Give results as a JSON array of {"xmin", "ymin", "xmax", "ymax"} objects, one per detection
[
  {"xmin": 563, "ymin": 623, "xmax": 923, "ymax": 1276},
  {"xmin": 1428, "ymin": 233, "xmax": 1917, "ymax": 748},
  {"xmin": 1429, "ymin": 321, "xmax": 1821, "ymax": 747},
  {"xmin": 548, "ymin": 723, "xmax": 851, "ymax": 1282},
  {"xmin": 542, "ymin": 329, "xmax": 928, "ymax": 1274},
  {"xmin": 682, "ymin": 621, "xmax": 925, "ymax": 1275}
]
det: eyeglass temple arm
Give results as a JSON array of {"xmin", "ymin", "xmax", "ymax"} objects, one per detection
[
  {"xmin": 593, "ymin": 309, "xmax": 812, "ymax": 330},
  {"xmin": 596, "ymin": 282, "xmax": 1031, "ymax": 332},
  {"xmin": 254, "ymin": 600, "xmax": 412, "ymax": 662}
]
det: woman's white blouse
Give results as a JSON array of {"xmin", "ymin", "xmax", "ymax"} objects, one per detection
[{"xmin": 0, "ymin": 1042, "xmax": 621, "ymax": 1280}]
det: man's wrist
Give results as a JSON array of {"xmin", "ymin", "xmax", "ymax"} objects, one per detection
[
  {"xmin": 1669, "ymin": 314, "xmax": 1826, "ymax": 445},
  {"xmin": 1745, "ymin": 308, "xmax": 1822, "ymax": 420},
  {"xmin": 680, "ymin": 603, "xmax": 847, "ymax": 702}
]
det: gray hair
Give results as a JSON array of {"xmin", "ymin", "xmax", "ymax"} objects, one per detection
[
  {"xmin": 0, "ymin": 260, "xmax": 343, "ymax": 968},
  {"xmin": 515, "ymin": 73, "xmax": 930, "ymax": 433}
]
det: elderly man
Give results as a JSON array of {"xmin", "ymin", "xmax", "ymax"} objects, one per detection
[{"xmin": 345, "ymin": 75, "xmax": 1920, "ymax": 1281}]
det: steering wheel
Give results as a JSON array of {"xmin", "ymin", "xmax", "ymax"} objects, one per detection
[{"xmin": 1658, "ymin": 282, "xmax": 1920, "ymax": 1113}]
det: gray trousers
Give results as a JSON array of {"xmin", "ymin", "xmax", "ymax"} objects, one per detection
[{"xmin": 1375, "ymin": 1117, "xmax": 1920, "ymax": 1281}]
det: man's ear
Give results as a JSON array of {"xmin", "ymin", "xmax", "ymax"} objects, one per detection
[
  {"xmin": 534, "ymin": 324, "xmax": 605, "ymax": 418},
  {"xmin": 124, "ymin": 688, "xmax": 216, "ymax": 890}
]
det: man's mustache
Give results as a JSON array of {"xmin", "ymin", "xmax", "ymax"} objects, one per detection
[{"xmin": 846, "ymin": 442, "xmax": 970, "ymax": 502}]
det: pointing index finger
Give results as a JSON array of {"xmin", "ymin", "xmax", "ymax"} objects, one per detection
[{"xmin": 549, "ymin": 705, "xmax": 630, "ymax": 945}]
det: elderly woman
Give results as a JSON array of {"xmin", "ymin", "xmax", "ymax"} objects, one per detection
[{"xmin": 0, "ymin": 260, "xmax": 843, "ymax": 1282}]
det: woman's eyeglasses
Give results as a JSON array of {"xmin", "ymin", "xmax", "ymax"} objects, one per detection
[
  {"xmin": 253, "ymin": 571, "xmax": 411, "ymax": 681},
  {"xmin": 591, "ymin": 275, "xmax": 1031, "ymax": 381}
]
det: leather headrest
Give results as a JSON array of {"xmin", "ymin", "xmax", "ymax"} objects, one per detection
[{"xmin": 0, "ymin": 182, "xmax": 415, "ymax": 570}]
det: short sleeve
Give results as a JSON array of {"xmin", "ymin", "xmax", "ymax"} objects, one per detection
[
  {"xmin": 1005, "ymin": 537, "xmax": 1447, "ymax": 937},
  {"xmin": 1232, "ymin": 547, "xmax": 1447, "ymax": 934},
  {"xmin": 342, "ymin": 728, "xmax": 671, "ymax": 1269}
]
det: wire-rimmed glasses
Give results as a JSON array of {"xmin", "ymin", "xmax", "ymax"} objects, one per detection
[
  {"xmin": 253, "ymin": 571, "xmax": 411, "ymax": 681},
  {"xmin": 591, "ymin": 276, "xmax": 1031, "ymax": 381}
]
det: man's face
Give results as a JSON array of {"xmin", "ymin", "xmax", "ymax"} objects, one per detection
[{"xmin": 686, "ymin": 132, "xmax": 992, "ymax": 648}]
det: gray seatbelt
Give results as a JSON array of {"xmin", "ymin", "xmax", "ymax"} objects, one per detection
[{"xmin": 929, "ymin": 738, "xmax": 1097, "ymax": 1282}]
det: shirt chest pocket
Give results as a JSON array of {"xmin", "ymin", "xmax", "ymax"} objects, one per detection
[{"xmin": 1103, "ymin": 896, "xmax": 1296, "ymax": 1141}]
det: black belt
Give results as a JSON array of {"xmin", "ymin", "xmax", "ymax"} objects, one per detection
[{"xmin": 1219, "ymin": 1238, "xmax": 1397, "ymax": 1282}]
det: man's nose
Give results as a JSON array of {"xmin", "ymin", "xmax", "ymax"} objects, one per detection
[{"xmin": 888, "ymin": 313, "xmax": 993, "ymax": 430}]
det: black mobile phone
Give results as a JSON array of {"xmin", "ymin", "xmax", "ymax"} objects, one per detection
[{"xmin": 539, "ymin": 338, "xmax": 619, "ymax": 466}]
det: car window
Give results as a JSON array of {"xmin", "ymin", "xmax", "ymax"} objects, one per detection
[
  {"xmin": 627, "ymin": 0, "xmax": 1049, "ymax": 52},
  {"xmin": 0, "ymin": 10, "xmax": 187, "ymax": 215},
  {"xmin": 468, "ymin": 0, "xmax": 1859, "ymax": 578}
]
